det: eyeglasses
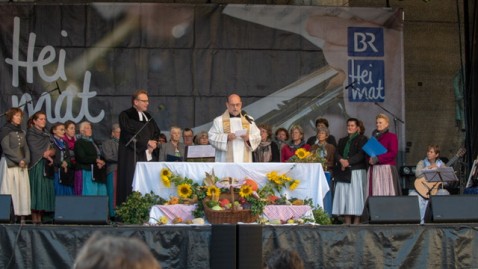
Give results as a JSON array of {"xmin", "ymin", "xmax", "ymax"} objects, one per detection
[{"xmin": 137, "ymin": 99, "xmax": 149, "ymax": 103}]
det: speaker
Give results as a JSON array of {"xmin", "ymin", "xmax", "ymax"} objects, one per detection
[
  {"xmin": 210, "ymin": 224, "xmax": 236, "ymax": 269},
  {"xmin": 426, "ymin": 195, "xmax": 478, "ymax": 223},
  {"xmin": 54, "ymin": 196, "xmax": 109, "ymax": 224},
  {"xmin": 237, "ymin": 224, "xmax": 262, "ymax": 269},
  {"xmin": 0, "ymin": 195, "xmax": 13, "ymax": 223},
  {"xmin": 365, "ymin": 196, "xmax": 420, "ymax": 224}
]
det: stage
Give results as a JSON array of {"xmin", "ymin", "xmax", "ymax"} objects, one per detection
[{"xmin": 1, "ymin": 223, "xmax": 477, "ymax": 268}]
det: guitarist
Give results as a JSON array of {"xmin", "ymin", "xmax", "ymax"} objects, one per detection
[{"xmin": 409, "ymin": 144, "xmax": 445, "ymax": 223}]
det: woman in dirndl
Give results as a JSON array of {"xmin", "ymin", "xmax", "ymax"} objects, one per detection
[
  {"xmin": 75, "ymin": 121, "xmax": 107, "ymax": 196},
  {"xmin": 332, "ymin": 118, "xmax": 368, "ymax": 225},
  {"xmin": 51, "ymin": 123, "xmax": 74, "ymax": 195},
  {"xmin": 27, "ymin": 111, "xmax": 56, "ymax": 224},
  {"xmin": 366, "ymin": 113, "xmax": 401, "ymax": 197},
  {"xmin": 0, "ymin": 108, "xmax": 31, "ymax": 223}
]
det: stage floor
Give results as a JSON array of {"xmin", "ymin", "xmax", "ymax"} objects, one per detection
[{"xmin": 1, "ymin": 223, "xmax": 477, "ymax": 269}]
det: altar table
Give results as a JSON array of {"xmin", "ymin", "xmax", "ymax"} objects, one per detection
[{"xmin": 132, "ymin": 162, "xmax": 329, "ymax": 209}]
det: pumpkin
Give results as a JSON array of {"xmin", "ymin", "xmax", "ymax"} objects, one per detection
[{"xmin": 244, "ymin": 178, "xmax": 258, "ymax": 191}]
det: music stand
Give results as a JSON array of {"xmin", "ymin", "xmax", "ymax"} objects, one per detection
[
  {"xmin": 422, "ymin": 167, "xmax": 458, "ymax": 196},
  {"xmin": 185, "ymin": 145, "xmax": 216, "ymax": 162}
]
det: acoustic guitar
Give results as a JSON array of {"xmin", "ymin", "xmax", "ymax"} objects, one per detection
[{"xmin": 414, "ymin": 148, "xmax": 466, "ymax": 199}]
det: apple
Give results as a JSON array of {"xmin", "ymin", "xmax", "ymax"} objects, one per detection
[
  {"xmin": 219, "ymin": 198, "xmax": 231, "ymax": 207},
  {"xmin": 211, "ymin": 205, "xmax": 224, "ymax": 211}
]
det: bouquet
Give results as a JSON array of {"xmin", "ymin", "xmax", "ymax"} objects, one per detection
[{"xmin": 288, "ymin": 148, "xmax": 328, "ymax": 170}]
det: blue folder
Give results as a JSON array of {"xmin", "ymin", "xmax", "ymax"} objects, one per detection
[{"xmin": 362, "ymin": 136, "xmax": 387, "ymax": 157}]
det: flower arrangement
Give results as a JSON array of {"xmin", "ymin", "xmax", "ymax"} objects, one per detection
[
  {"xmin": 160, "ymin": 168, "xmax": 266, "ymax": 218},
  {"xmin": 288, "ymin": 148, "xmax": 328, "ymax": 170},
  {"xmin": 160, "ymin": 168, "xmax": 201, "ymax": 205},
  {"xmin": 156, "ymin": 168, "xmax": 331, "ymax": 225},
  {"xmin": 264, "ymin": 171, "xmax": 300, "ymax": 194}
]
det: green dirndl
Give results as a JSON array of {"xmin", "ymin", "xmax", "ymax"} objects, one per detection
[{"xmin": 29, "ymin": 159, "xmax": 55, "ymax": 212}]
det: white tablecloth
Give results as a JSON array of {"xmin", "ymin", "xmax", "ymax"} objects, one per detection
[{"xmin": 133, "ymin": 162, "xmax": 329, "ymax": 208}]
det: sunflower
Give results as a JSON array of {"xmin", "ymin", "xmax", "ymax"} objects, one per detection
[
  {"xmin": 239, "ymin": 184, "xmax": 253, "ymax": 198},
  {"xmin": 273, "ymin": 176, "xmax": 283, "ymax": 185},
  {"xmin": 160, "ymin": 168, "xmax": 172, "ymax": 178},
  {"xmin": 161, "ymin": 175, "xmax": 171, "ymax": 188},
  {"xmin": 266, "ymin": 171, "xmax": 278, "ymax": 181},
  {"xmin": 295, "ymin": 148, "xmax": 310, "ymax": 159},
  {"xmin": 206, "ymin": 185, "xmax": 221, "ymax": 197},
  {"xmin": 289, "ymin": 179, "xmax": 300, "ymax": 191},
  {"xmin": 281, "ymin": 175, "xmax": 292, "ymax": 182},
  {"xmin": 177, "ymin": 183, "xmax": 193, "ymax": 198}
]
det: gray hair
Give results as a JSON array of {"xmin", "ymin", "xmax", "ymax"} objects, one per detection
[
  {"xmin": 289, "ymin": 124, "xmax": 304, "ymax": 136},
  {"xmin": 317, "ymin": 126, "xmax": 329, "ymax": 136},
  {"xmin": 79, "ymin": 121, "xmax": 91, "ymax": 132},
  {"xmin": 111, "ymin": 123, "xmax": 120, "ymax": 132}
]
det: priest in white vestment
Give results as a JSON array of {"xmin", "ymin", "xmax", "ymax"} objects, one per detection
[{"xmin": 208, "ymin": 94, "xmax": 261, "ymax": 162}]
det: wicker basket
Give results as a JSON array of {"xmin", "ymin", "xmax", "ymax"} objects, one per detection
[{"xmin": 203, "ymin": 187, "xmax": 258, "ymax": 224}]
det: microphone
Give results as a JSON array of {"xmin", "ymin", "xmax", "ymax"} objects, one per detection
[
  {"xmin": 241, "ymin": 110, "xmax": 254, "ymax": 123},
  {"xmin": 55, "ymin": 81, "xmax": 62, "ymax": 94}
]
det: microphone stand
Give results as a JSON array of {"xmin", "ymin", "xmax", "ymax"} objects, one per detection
[
  {"xmin": 374, "ymin": 102, "xmax": 405, "ymax": 166},
  {"xmin": 0, "ymin": 83, "xmax": 61, "ymax": 117},
  {"xmin": 125, "ymin": 118, "xmax": 152, "ymax": 164}
]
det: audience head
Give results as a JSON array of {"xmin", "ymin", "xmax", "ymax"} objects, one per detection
[
  {"xmin": 427, "ymin": 144, "xmax": 440, "ymax": 155},
  {"xmin": 169, "ymin": 126, "xmax": 181, "ymax": 142},
  {"xmin": 50, "ymin": 122, "xmax": 66, "ymax": 137},
  {"xmin": 182, "ymin": 128, "xmax": 194, "ymax": 146},
  {"xmin": 79, "ymin": 121, "xmax": 92, "ymax": 137},
  {"xmin": 275, "ymin": 127, "xmax": 289, "ymax": 142},
  {"xmin": 195, "ymin": 131, "xmax": 209, "ymax": 145},
  {"xmin": 316, "ymin": 126, "xmax": 329, "ymax": 142},
  {"xmin": 263, "ymin": 248, "xmax": 304, "ymax": 269},
  {"xmin": 73, "ymin": 233, "xmax": 161, "ymax": 269},
  {"xmin": 315, "ymin": 118, "xmax": 329, "ymax": 129},
  {"xmin": 111, "ymin": 123, "xmax": 121, "ymax": 139},
  {"xmin": 28, "ymin": 111, "xmax": 47, "ymax": 130},
  {"xmin": 64, "ymin": 120, "xmax": 77, "ymax": 138},
  {"xmin": 375, "ymin": 113, "xmax": 390, "ymax": 131},
  {"xmin": 158, "ymin": 133, "xmax": 167, "ymax": 144},
  {"xmin": 258, "ymin": 123, "xmax": 272, "ymax": 142},
  {"xmin": 357, "ymin": 120, "xmax": 365, "ymax": 135},
  {"xmin": 226, "ymin": 94, "xmax": 242, "ymax": 117},
  {"xmin": 5, "ymin": 107, "xmax": 24, "ymax": 125},
  {"xmin": 346, "ymin": 118, "xmax": 360, "ymax": 135},
  {"xmin": 289, "ymin": 125, "xmax": 304, "ymax": 142}
]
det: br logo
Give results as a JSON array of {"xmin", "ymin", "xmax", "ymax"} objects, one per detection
[{"xmin": 347, "ymin": 27, "xmax": 384, "ymax": 57}]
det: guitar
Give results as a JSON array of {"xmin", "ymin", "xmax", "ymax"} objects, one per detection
[{"xmin": 414, "ymin": 148, "xmax": 466, "ymax": 199}]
